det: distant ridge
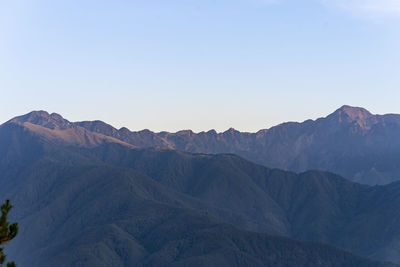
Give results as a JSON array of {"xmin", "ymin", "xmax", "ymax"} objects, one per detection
[
  {"xmin": 75, "ymin": 105, "xmax": 400, "ymax": 185},
  {"xmin": 9, "ymin": 110, "xmax": 73, "ymax": 130},
  {"xmin": 5, "ymin": 106, "xmax": 400, "ymax": 185},
  {"xmin": 5, "ymin": 111, "xmax": 134, "ymax": 148}
]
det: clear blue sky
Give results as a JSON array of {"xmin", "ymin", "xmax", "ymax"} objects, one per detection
[{"xmin": 1, "ymin": 0, "xmax": 400, "ymax": 132}]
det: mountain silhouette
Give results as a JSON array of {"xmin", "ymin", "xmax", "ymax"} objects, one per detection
[
  {"xmin": 75, "ymin": 105, "xmax": 400, "ymax": 185},
  {"xmin": 1, "ymin": 114, "xmax": 400, "ymax": 266}
]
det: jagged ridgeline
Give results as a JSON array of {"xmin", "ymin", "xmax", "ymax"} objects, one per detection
[
  {"xmin": 11, "ymin": 105, "xmax": 400, "ymax": 185},
  {"xmin": 0, "ymin": 109, "xmax": 400, "ymax": 266},
  {"xmin": 76, "ymin": 106, "xmax": 400, "ymax": 185}
]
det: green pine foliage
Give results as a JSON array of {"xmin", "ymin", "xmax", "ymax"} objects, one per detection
[{"xmin": 0, "ymin": 200, "xmax": 18, "ymax": 267}]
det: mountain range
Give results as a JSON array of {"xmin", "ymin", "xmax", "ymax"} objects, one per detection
[
  {"xmin": 10, "ymin": 105, "xmax": 400, "ymax": 185},
  {"xmin": 1, "ymin": 108, "xmax": 400, "ymax": 266}
]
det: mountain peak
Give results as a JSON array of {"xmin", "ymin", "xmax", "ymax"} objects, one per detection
[
  {"xmin": 336, "ymin": 105, "xmax": 373, "ymax": 120},
  {"xmin": 329, "ymin": 105, "xmax": 376, "ymax": 129},
  {"xmin": 224, "ymin": 127, "xmax": 238, "ymax": 134},
  {"xmin": 5, "ymin": 111, "xmax": 135, "ymax": 148},
  {"xmin": 8, "ymin": 110, "xmax": 73, "ymax": 130}
]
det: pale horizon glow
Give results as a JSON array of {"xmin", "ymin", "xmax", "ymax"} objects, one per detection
[{"xmin": 1, "ymin": 0, "xmax": 400, "ymax": 132}]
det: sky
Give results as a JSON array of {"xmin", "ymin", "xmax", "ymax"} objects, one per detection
[{"xmin": 1, "ymin": 0, "xmax": 400, "ymax": 132}]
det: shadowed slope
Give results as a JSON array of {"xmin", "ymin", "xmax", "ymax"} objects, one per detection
[
  {"xmin": 1, "ymin": 154, "xmax": 396, "ymax": 267},
  {"xmin": 67, "ymin": 142, "xmax": 400, "ymax": 263},
  {"xmin": 2, "ymin": 112, "xmax": 400, "ymax": 265}
]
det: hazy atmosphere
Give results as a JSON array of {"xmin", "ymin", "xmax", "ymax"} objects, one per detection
[
  {"xmin": 1, "ymin": 0, "xmax": 400, "ymax": 131},
  {"xmin": 3, "ymin": 1, "xmax": 400, "ymax": 267}
]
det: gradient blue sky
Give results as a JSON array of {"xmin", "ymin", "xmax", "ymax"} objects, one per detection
[{"xmin": 1, "ymin": 0, "xmax": 400, "ymax": 132}]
